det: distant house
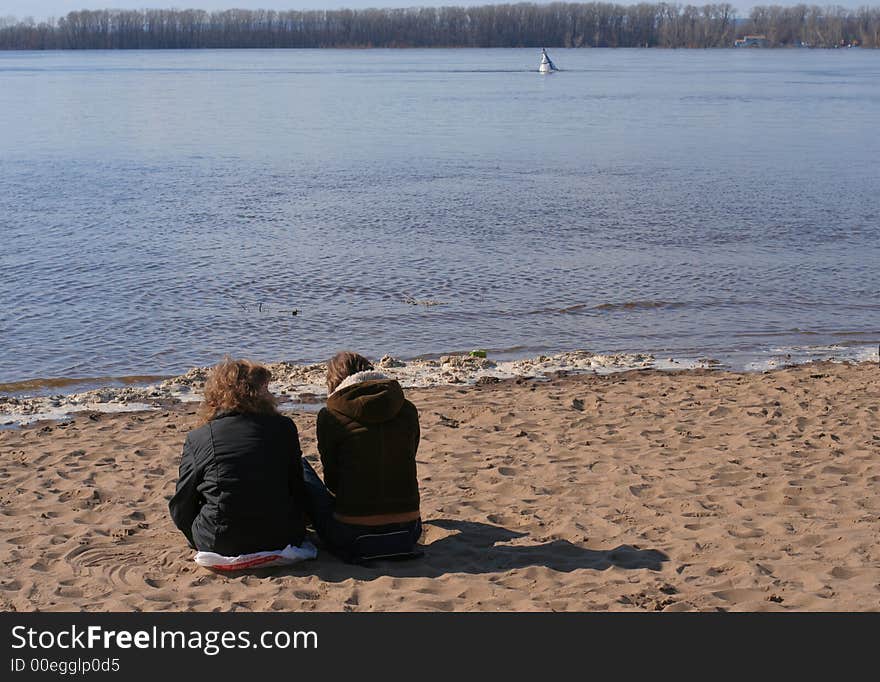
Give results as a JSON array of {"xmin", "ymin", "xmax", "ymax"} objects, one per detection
[{"xmin": 734, "ymin": 34, "xmax": 769, "ymax": 48}]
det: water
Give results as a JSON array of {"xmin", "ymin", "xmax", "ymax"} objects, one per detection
[{"xmin": 1, "ymin": 48, "xmax": 878, "ymax": 385}]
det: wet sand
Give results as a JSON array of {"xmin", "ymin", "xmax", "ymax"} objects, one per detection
[{"xmin": 0, "ymin": 361, "xmax": 877, "ymax": 611}]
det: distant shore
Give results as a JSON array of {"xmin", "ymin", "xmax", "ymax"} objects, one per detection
[
  {"xmin": 2, "ymin": 4, "xmax": 879, "ymax": 50},
  {"xmin": 1, "ymin": 359, "xmax": 877, "ymax": 611}
]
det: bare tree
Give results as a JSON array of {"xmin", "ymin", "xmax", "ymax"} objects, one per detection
[{"xmin": 1, "ymin": 4, "xmax": 878, "ymax": 50}]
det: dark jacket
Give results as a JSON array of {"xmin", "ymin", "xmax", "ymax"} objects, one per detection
[
  {"xmin": 316, "ymin": 379, "xmax": 420, "ymax": 517},
  {"xmin": 169, "ymin": 411, "xmax": 306, "ymax": 555}
]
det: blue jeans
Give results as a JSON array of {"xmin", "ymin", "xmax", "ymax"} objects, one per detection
[{"xmin": 301, "ymin": 459, "xmax": 423, "ymax": 564}]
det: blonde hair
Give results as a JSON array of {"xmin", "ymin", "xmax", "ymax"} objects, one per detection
[
  {"xmin": 197, "ymin": 357, "xmax": 278, "ymax": 424},
  {"xmin": 326, "ymin": 351, "xmax": 373, "ymax": 393}
]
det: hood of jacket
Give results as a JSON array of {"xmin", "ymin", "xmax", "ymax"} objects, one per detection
[{"xmin": 327, "ymin": 372, "xmax": 405, "ymax": 425}]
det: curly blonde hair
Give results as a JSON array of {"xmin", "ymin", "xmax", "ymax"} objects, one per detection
[
  {"xmin": 197, "ymin": 357, "xmax": 278, "ymax": 424},
  {"xmin": 326, "ymin": 351, "xmax": 374, "ymax": 393}
]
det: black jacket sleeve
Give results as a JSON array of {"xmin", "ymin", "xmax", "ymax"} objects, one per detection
[
  {"xmin": 316, "ymin": 408, "xmax": 340, "ymax": 494},
  {"xmin": 168, "ymin": 433, "xmax": 202, "ymax": 548},
  {"xmin": 286, "ymin": 418, "xmax": 305, "ymax": 501}
]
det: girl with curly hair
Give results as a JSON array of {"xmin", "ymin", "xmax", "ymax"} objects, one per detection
[{"xmin": 169, "ymin": 358, "xmax": 308, "ymax": 556}]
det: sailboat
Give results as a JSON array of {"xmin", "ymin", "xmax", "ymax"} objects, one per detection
[{"xmin": 538, "ymin": 47, "xmax": 558, "ymax": 74}]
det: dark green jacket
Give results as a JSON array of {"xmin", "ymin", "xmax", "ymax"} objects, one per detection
[{"xmin": 317, "ymin": 379, "xmax": 420, "ymax": 517}]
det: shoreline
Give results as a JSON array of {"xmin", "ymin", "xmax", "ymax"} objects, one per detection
[
  {"xmin": 1, "ymin": 360, "xmax": 877, "ymax": 611},
  {"xmin": 2, "ymin": 344, "xmax": 877, "ymax": 426}
]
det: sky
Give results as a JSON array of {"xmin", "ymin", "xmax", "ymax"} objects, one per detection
[{"xmin": 3, "ymin": 0, "xmax": 874, "ymax": 22}]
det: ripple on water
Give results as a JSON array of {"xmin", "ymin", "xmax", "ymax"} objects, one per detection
[{"xmin": 1, "ymin": 49, "xmax": 878, "ymax": 382}]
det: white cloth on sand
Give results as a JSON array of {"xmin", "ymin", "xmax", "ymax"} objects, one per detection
[{"xmin": 194, "ymin": 540, "xmax": 317, "ymax": 571}]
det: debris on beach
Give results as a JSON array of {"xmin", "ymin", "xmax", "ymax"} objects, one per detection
[
  {"xmin": 510, "ymin": 350, "xmax": 655, "ymax": 375},
  {"xmin": 437, "ymin": 414, "xmax": 460, "ymax": 428},
  {"xmin": 377, "ymin": 355, "xmax": 406, "ymax": 368},
  {"xmin": 8, "ymin": 345, "xmax": 868, "ymax": 426},
  {"xmin": 432, "ymin": 354, "xmax": 496, "ymax": 384},
  {"xmin": 440, "ymin": 354, "xmax": 496, "ymax": 369},
  {"xmin": 0, "ymin": 349, "xmax": 676, "ymax": 424}
]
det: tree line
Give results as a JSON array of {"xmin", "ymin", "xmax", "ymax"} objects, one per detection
[{"xmin": 1, "ymin": 4, "xmax": 878, "ymax": 50}]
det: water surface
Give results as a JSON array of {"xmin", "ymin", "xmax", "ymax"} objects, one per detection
[{"xmin": 1, "ymin": 48, "xmax": 878, "ymax": 383}]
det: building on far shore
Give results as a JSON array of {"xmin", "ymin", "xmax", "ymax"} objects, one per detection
[{"xmin": 734, "ymin": 34, "xmax": 769, "ymax": 48}]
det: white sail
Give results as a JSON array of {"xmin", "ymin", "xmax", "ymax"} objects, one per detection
[{"xmin": 539, "ymin": 48, "xmax": 557, "ymax": 74}]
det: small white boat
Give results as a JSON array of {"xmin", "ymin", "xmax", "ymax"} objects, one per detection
[{"xmin": 538, "ymin": 48, "xmax": 558, "ymax": 74}]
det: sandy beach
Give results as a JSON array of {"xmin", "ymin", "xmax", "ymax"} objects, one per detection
[{"xmin": 1, "ymin": 360, "xmax": 878, "ymax": 612}]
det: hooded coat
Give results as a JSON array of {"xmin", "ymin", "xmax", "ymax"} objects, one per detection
[{"xmin": 316, "ymin": 375, "xmax": 420, "ymax": 518}]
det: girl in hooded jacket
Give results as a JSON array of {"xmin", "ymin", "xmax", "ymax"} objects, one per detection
[{"xmin": 302, "ymin": 351, "xmax": 422, "ymax": 563}]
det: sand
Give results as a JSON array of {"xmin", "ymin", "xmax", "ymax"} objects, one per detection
[{"xmin": 0, "ymin": 360, "xmax": 878, "ymax": 612}]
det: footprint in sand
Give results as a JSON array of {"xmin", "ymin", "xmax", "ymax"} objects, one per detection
[
  {"xmin": 64, "ymin": 543, "xmax": 147, "ymax": 588},
  {"xmin": 268, "ymin": 599, "xmax": 298, "ymax": 611},
  {"xmin": 728, "ymin": 526, "xmax": 765, "ymax": 539},
  {"xmin": 712, "ymin": 588, "xmax": 766, "ymax": 603},
  {"xmin": 830, "ymin": 567, "xmax": 860, "ymax": 580}
]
